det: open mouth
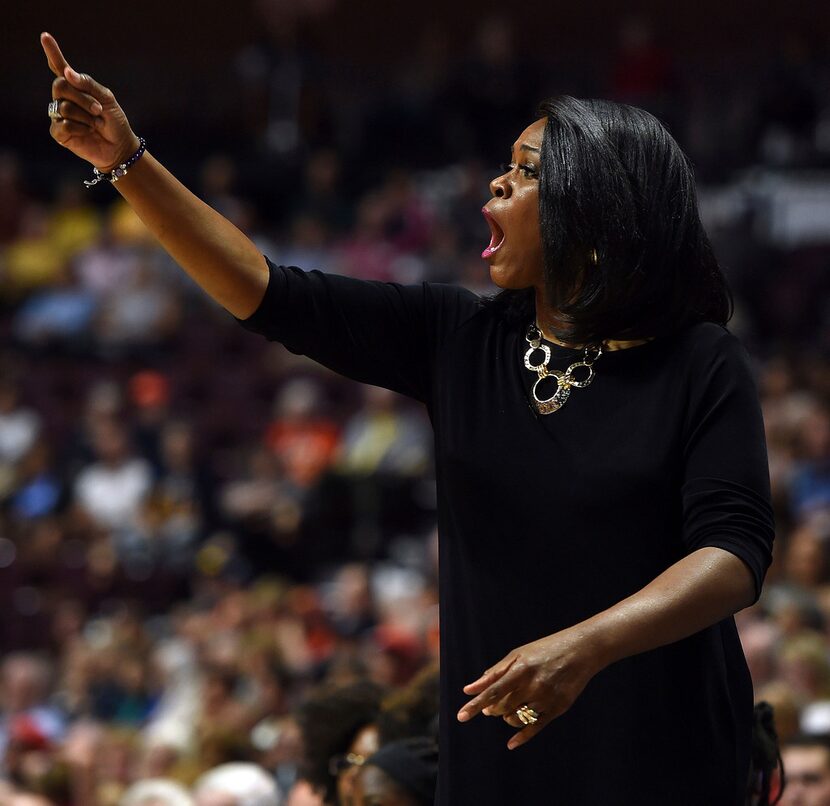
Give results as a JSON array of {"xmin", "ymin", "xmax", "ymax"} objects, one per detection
[{"xmin": 481, "ymin": 207, "xmax": 505, "ymax": 259}]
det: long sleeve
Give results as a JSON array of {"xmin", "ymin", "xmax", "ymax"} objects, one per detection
[
  {"xmin": 679, "ymin": 326, "xmax": 775, "ymax": 605},
  {"xmin": 232, "ymin": 256, "xmax": 481, "ymax": 403}
]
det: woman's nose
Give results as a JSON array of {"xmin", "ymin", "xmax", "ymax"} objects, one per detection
[{"xmin": 489, "ymin": 173, "xmax": 511, "ymax": 199}]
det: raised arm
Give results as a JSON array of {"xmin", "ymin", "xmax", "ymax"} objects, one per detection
[{"xmin": 40, "ymin": 32, "xmax": 267, "ymax": 319}]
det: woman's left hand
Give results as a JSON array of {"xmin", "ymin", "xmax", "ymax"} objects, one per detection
[{"xmin": 456, "ymin": 625, "xmax": 607, "ymax": 750}]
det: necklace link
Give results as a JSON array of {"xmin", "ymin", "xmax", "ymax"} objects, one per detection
[{"xmin": 524, "ymin": 323, "xmax": 603, "ymax": 415}]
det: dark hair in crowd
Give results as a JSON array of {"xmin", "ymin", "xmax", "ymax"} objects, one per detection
[
  {"xmin": 295, "ymin": 679, "xmax": 386, "ymax": 804},
  {"xmin": 488, "ymin": 95, "xmax": 733, "ymax": 345},
  {"xmin": 377, "ymin": 663, "xmax": 440, "ymax": 745},
  {"xmin": 746, "ymin": 701, "xmax": 786, "ymax": 805}
]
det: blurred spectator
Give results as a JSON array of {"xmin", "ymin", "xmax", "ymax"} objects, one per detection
[
  {"xmin": 336, "ymin": 388, "xmax": 430, "ymax": 477},
  {"xmin": 331, "ymin": 195, "xmax": 399, "ymax": 282},
  {"xmin": 192, "ymin": 762, "xmax": 282, "ymax": 806},
  {"xmin": 47, "ymin": 179, "xmax": 101, "ymax": 262},
  {"xmin": 0, "ymin": 653, "xmax": 66, "ymax": 761},
  {"xmin": 778, "ymin": 631, "xmax": 830, "ymax": 711},
  {"xmin": 790, "ymin": 405, "xmax": 830, "ymax": 520},
  {"xmin": 144, "ymin": 418, "xmax": 219, "ymax": 554},
  {"xmin": 94, "ymin": 260, "xmax": 182, "ymax": 359},
  {"xmin": 295, "ymin": 680, "xmax": 385, "ymax": 806},
  {"xmin": 779, "ymin": 733, "xmax": 830, "ymax": 805},
  {"xmin": 219, "ymin": 445, "xmax": 304, "ymax": 577},
  {"xmin": 1, "ymin": 204, "xmax": 65, "ymax": 303},
  {"xmin": 121, "ymin": 777, "xmax": 194, "ymax": 806},
  {"xmin": 322, "ymin": 387, "xmax": 431, "ymax": 558},
  {"xmin": 73, "ymin": 218, "xmax": 141, "ymax": 300},
  {"xmin": 352, "ymin": 737, "xmax": 438, "ymax": 806},
  {"xmin": 278, "ymin": 216, "xmax": 332, "ymax": 272},
  {"xmin": 11, "ymin": 267, "xmax": 97, "ymax": 347},
  {"xmin": 72, "ymin": 419, "xmax": 154, "ymax": 549},
  {"xmin": 0, "ymin": 378, "xmax": 41, "ymax": 470},
  {"xmin": 8, "ymin": 437, "xmax": 64, "ymax": 521},
  {"xmin": 295, "ymin": 150, "xmax": 349, "ymax": 235},
  {"xmin": 264, "ymin": 379, "xmax": 339, "ymax": 490},
  {"xmin": 128, "ymin": 371, "xmax": 173, "ymax": 473}
]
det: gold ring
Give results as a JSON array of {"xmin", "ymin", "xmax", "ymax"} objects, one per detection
[
  {"xmin": 48, "ymin": 99, "xmax": 62, "ymax": 120},
  {"xmin": 516, "ymin": 705, "xmax": 540, "ymax": 725}
]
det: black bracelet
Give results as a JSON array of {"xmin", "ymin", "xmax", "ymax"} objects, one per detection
[{"xmin": 84, "ymin": 137, "xmax": 146, "ymax": 187}]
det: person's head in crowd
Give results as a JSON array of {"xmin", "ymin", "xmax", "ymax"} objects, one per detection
[
  {"xmin": 767, "ymin": 588, "xmax": 825, "ymax": 639},
  {"xmin": 273, "ymin": 379, "xmax": 324, "ymax": 422},
  {"xmin": 192, "ymin": 762, "xmax": 281, "ymax": 806},
  {"xmin": 90, "ymin": 418, "xmax": 133, "ymax": 467},
  {"xmin": 795, "ymin": 405, "xmax": 830, "ymax": 464},
  {"xmin": 129, "ymin": 370, "xmax": 170, "ymax": 413},
  {"xmin": 0, "ymin": 375, "xmax": 22, "ymax": 414},
  {"xmin": 1, "ymin": 653, "xmax": 53, "ymax": 713},
  {"xmin": 198, "ymin": 727, "xmax": 255, "ymax": 773},
  {"xmin": 83, "ymin": 379, "xmax": 123, "ymax": 423},
  {"xmin": 120, "ymin": 778, "xmax": 195, "ymax": 806},
  {"xmin": 780, "ymin": 632, "xmax": 830, "ymax": 704},
  {"xmin": 757, "ymin": 682, "xmax": 803, "ymax": 745},
  {"xmin": 784, "ymin": 522, "xmax": 829, "ymax": 589},
  {"xmin": 780, "ymin": 733, "xmax": 830, "ymax": 805},
  {"xmin": 295, "ymin": 679, "xmax": 386, "ymax": 806},
  {"xmin": 742, "ymin": 620, "xmax": 780, "ymax": 690},
  {"xmin": 352, "ymin": 737, "xmax": 438, "ymax": 806},
  {"xmin": 160, "ymin": 420, "xmax": 196, "ymax": 472},
  {"xmin": 368, "ymin": 626, "xmax": 423, "ymax": 690}
]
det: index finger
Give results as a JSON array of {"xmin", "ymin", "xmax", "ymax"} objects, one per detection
[
  {"xmin": 457, "ymin": 666, "xmax": 523, "ymax": 722},
  {"xmin": 40, "ymin": 32, "xmax": 70, "ymax": 78}
]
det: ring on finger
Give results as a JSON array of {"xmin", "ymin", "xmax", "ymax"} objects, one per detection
[
  {"xmin": 515, "ymin": 705, "xmax": 540, "ymax": 726},
  {"xmin": 48, "ymin": 99, "xmax": 62, "ymax": 120}
]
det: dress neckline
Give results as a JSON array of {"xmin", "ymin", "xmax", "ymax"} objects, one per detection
[{"xmin": 531, "ymin": 331, "xmax": 664, "ymax": 361}]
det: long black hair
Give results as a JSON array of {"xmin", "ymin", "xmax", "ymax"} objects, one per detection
[{"xmin": 488, "ymin": 95, "xmax": 733, "ymax": 344}]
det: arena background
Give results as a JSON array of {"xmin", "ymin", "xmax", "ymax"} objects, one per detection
[{"xmin": 0, "ymin": 1, "xmax": 829, "ymax": 803}]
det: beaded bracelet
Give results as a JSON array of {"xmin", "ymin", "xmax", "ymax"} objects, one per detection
[{"xmin": 84, "ymin": 137, "xmax": 146, "ymax": 187}]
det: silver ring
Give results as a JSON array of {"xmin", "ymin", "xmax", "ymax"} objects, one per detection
[
  {"xmin": 516, "ymin": 705, "xmax": 540, "ymax": 725},
  {"xmin": 48, "ymin": 99, "xmax": 62, "ymax": 120}
]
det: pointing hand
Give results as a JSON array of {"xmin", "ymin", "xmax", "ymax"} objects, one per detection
[{"xmin": 41, "ymin": 32, "xmax": 139, "ymax": 173}]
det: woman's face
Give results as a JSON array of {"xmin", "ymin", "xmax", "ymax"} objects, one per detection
[
  {"xmin": 482, "ymin": 117, "xmax": 546, "ymax": 291},
  {"xmin": 337, "ymin": 724, "xmax": 380, "ymax": 806}
]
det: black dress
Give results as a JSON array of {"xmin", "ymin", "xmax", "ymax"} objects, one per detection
[{"xmin": 234, "ymin": 257, "xmax": 775, "ymax": 805}]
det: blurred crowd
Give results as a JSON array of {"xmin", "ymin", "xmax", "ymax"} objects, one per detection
[{"xmin": 1, "ymin": 6, "xmax": 830, "ymax": 805}]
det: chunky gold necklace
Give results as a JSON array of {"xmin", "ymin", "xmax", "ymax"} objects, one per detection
[{"xmin": 524, "ymin": 323, "xmax": 604, "ymax": 414}]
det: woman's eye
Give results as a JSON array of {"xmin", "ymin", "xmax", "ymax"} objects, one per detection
[{"xmin": 499, "ymin": 162, "xmax": 537, "ymax": 178}]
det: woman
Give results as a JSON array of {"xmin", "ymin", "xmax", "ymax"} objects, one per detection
[
  {"xmin": 41, "ymin": 32, "xmax": 774, "ymax": 804},
  {"xmin": 352, "ymin": 737, "xmax": 439, "ymax": 806},
  {"xmin": 295, "ymin": 679, "xmax": 386, "ymax": 806}
]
